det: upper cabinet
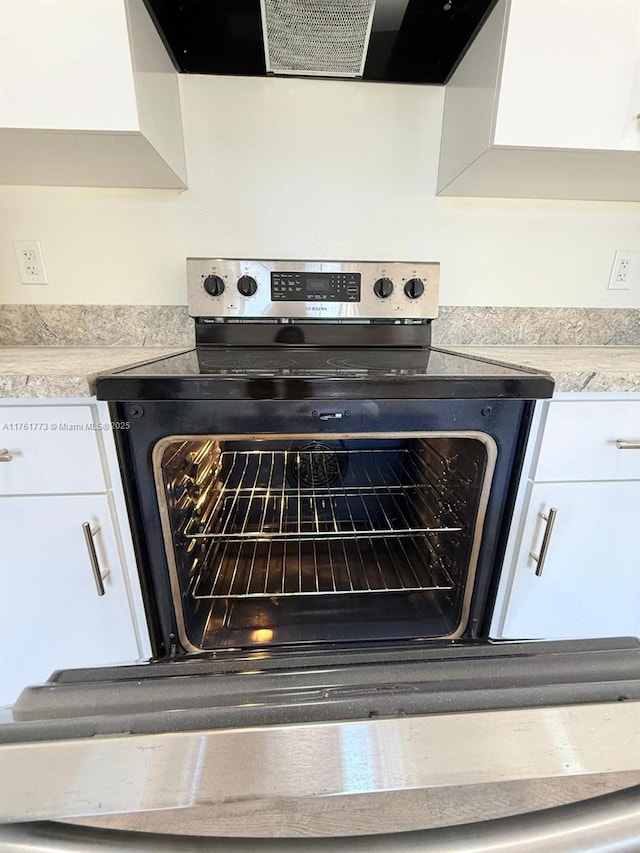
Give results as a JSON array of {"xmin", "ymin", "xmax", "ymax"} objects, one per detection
[
  {"xmin": 438, "ymin": 0, "xmax": 640, "ymax": 201},
  {"xmin": 0, "ymin": 0, "xmax": 187, "ymax": 189}
]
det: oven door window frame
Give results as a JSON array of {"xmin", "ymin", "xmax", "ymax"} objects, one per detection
[{"xmin": 152, "ymin": 430, "xmax": 498, "ymax": 654}]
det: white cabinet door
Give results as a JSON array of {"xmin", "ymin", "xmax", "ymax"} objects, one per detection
[
  {"xmin": 0, "ymin": 0, "xmax": 138, "ymax": 132},
  {"xmin": 0, "ymin": 0, "xmax": 186, "ymax": 188},
  {"xmin": 502, "ymin": 481, "xmax": 640, "ymax": 640},
  {"xmin": 0, "ymin": 406, "xmax": 106, "ymax": 495},
  {"xmin": 494, "ymin": 0, "xmax": 640, "ymax": 152},
  {"xmin": 438, "ymin": 0, "xmax": 640, "ymax": 200},
  {"xmin": 0, "ymin": 494, "xmax": 141, "ymax": 707}
]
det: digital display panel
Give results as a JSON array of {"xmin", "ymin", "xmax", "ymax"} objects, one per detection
[
  {"xmin": 306, "ymin": 278, "xmax": 331, "ymax": 293},
  {"xmin": 271, "ymin": 271, "xmax": 361, "ymax": 302}
]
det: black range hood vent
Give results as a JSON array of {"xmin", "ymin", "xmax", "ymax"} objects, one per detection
[{"xmin": 143, "ymin": 0, "xmax": 499, "ymax": 85}]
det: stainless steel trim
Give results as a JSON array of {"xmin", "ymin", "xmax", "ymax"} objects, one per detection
[
  {"xmin": 0, "ymin": 702, "xmax": 637, "ymax": 825},
  {"xmin": 3, "ymin": 784, "xmax": 640, "ymax": 850},
  {"xmin": 81, "ymin": 522, "xmax": 105, "ymax": 597},
  {"xmin": 0, "ymin": 448, "xmax": 13, "ymax": 462},
  {"xmin": 616, "ymin": 439, "xmax": 640, "ymax": 450},
  {"xmin": 152, "ymin": 431, "xmax": 497, "ymax": 653},
  {"xmin": 186, "ymin": 258, "xmax": 440, "ymax": 321},
  {"xmin": 530, "ymin": 507, "xmax": 557, "ymax": 577}
]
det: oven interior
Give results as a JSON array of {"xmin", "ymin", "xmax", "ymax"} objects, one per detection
[{"xmin": 156, "ymin": 435, "xmax": 491, "ymax": 651}]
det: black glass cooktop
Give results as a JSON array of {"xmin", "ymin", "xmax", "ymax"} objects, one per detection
[{"xmin": 95, "ymin": 347, "xmax": 554, "ymax": 401}]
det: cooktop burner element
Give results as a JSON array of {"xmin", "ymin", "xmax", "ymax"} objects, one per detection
[
  {"xmin": 325, "ymin": 352, "xmax": 431, "ymax": 373},
  {"xmin": 197, "ymin": 352, "xmax": 297, "ymax": 372},
  {"xmin": 194, "ymin": 348, "xmax": 432, "ymax": 376}
]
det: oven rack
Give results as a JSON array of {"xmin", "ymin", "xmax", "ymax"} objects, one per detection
[
  {"xmin": 190, "ymin": 533, "xmax": 456, "ymax": 599},
  {"xmin": 183, "ymin": 448, "xmax": 465, "ymax": 541}
]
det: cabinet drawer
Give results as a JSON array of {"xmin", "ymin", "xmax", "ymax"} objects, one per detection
[
  {"xmin": 534, "ymin": 401, "xmax": 640, "ymax": 482},
  {"xmin": 0, "ymin": 406, "xmax": 106, "ymax": 495}
]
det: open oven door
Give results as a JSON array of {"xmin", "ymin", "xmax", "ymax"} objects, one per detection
[{"xmin": 0, "ymin": 638, "xmax": 639, "ymax": 842}]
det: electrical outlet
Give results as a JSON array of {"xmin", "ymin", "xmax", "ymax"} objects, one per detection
[
  {"xmin": 13, "ymin": 240, "xmax": 48, "ymax": 285},
  {"xmin": 608, "ymin": 250, "xmax": 638, "ymax": 291}
]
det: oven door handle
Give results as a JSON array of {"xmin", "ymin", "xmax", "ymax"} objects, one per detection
[{"xmin": 0, "ymin": 785, "xmax": 639, "ymax": 851}]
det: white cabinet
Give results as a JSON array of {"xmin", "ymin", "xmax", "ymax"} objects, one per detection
[
  {"xmin": 0, "ymin": 406, "xmax": 106, "ymax": 495},
  {"xmin": 534, "ymin": 400, "xmax": 640, "ymax": 482},
  {"xmin": 493, "ymin": 396, "xmax": 640, "ymax": 640},
  {"xmin": 0, "ymin": 0, "xmax": 186, "ymax": 188},
  {"xmin": 502, "ymin": 481, "xmax": 640, "ymax": 639},
  {"xmin": 0, "ymin": 400, "xmax": 150, "ymax": 707},
  {"xmin": 438, "ymin": 0, "xmax": 640, "ymax": 201},
  {"xmin": 0, "ymin": 494, "xmax": 140, "ymax": 706}
]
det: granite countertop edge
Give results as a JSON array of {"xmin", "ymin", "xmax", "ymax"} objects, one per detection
[{"xmin": 0, "ymin": 345, "xmax": 638, "ymax": 399}]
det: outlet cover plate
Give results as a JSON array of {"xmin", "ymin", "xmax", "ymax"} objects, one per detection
[
  {"xmin": 13, "ymin": 240, "xmax": 48, "ymax": 285},
  {"xmin": 608, "ymin": 250, "xmax": 638, "ymax": 291}
]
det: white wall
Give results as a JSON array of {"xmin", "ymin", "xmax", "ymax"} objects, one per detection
[{"xmin": 0, "ymin": 75, "xmax": 638, "ymax": 307}]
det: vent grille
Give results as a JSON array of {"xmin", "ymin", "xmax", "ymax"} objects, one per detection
[{"xmin": 261, "ymin": 0, "xmax": 377, "ymax": 77}]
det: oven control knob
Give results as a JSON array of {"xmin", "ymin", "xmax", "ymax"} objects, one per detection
[
  {"xmin": 373, "ymin": 277, "xmax": 394, "ymax": 299},
  {"xmin": 237, "ymin": 275, "xmax": 258, "ymax": 297},
  {"xmin": 203, "ymin": 275, "xmax": 225, "ymax": 297},
  {"xmin": 404, "ymin": 278, "xmax": 425, "ymax": 299}
]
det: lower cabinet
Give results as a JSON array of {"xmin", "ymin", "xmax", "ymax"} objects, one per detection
[
  {"xmin": 0, "ymin": 494, "xmax": 141, "ymax": 707},
  {"xmin": 494, "ymin": 395, "xmax": 640, "ymax": 641},
  {"xmin": 502, "ymin": 481, "xmax": 640, "ymax": 640},
  {"xmin": 0, "ymin": 398, "xmax": 150, "ymax": 708}
]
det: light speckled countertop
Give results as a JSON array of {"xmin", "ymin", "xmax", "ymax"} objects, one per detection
[
  {"xmin": 0, "ymin": 347, "xmax": 184, "ymax": 398},
  {"xmin": 449, "ymin": 346, "xmax": 640, "ymax": 393},
  {"xmin": 0, "ymin": 345, "xmax": 638, "ymax": 398}
]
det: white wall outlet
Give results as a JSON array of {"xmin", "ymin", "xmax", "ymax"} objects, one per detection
[
  {"xmin": 13, "ymin": 240, "xmax": 48, "ymax": 285},
  {"xmin": 608, "ymin": 250, "xmax": 638, "ymax": 291}
]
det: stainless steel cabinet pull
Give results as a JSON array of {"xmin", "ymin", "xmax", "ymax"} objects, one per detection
[
  {"xmin": 319, "ymin": 412, "xmax": 343, "ymax": 420},
  {"xmin": 0, "ymin": 448, "xmax": 13, "ymax": 462},
  {"xmin": 530, "ymin": 507, "xmax": 557, "ymax": 577},
  {"xmin": 615, "ymin": 439, "xmax": 640, "ymax": 450},
  {"xmin": 82, "ymin": 522, "xmax": 106, "ymax": 597}
]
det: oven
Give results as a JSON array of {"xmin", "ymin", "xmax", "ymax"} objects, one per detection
[
  {"xmin": 111, "ymin": 398, "xmax": 528, "ymax": 659},
  {"xmin": 93, "ymin": 258, "xmax": 549, "ymax": 659},
  {"xmin": 1, "ymin": 259, "xmax": 638, "ymax": 839}
]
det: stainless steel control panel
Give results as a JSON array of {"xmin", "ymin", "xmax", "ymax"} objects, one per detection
[{"xmin": 187, "ymin": 259, "xmax": 440, "ymax": 320}]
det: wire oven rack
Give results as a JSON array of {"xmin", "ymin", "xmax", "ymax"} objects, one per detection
[
  {"xmin": 182, "ymin": 448, "xmax": 463, "ymax": 600},
  {"xmin": 184, "ymin": 448, "xmax": 464, "ymax": 541}
]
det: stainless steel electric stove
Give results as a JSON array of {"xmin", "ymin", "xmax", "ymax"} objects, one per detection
[{"xmin": 2, "ymin": 260, "xmax": 637, "ymax": 842}]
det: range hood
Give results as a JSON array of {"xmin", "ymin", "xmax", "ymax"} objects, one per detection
[{"xmin": 143, "ymin": 0, "xmax": 498, "ymax": 84}]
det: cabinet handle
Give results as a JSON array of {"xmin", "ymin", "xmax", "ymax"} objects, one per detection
[
  {"xmin": 0, "ymin": 449, "xmax": 13, "ymax": 462},
  {"xmin": 530, "ymin": 507, "xmax": 557, "ymax": 577},
  {"xmin": 615, "ymin": 439, "xmax": 640, "ymax": 450},
  {"xmin": 82, "ymin": 522, "xmax": 106, "ymax": 597}
]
